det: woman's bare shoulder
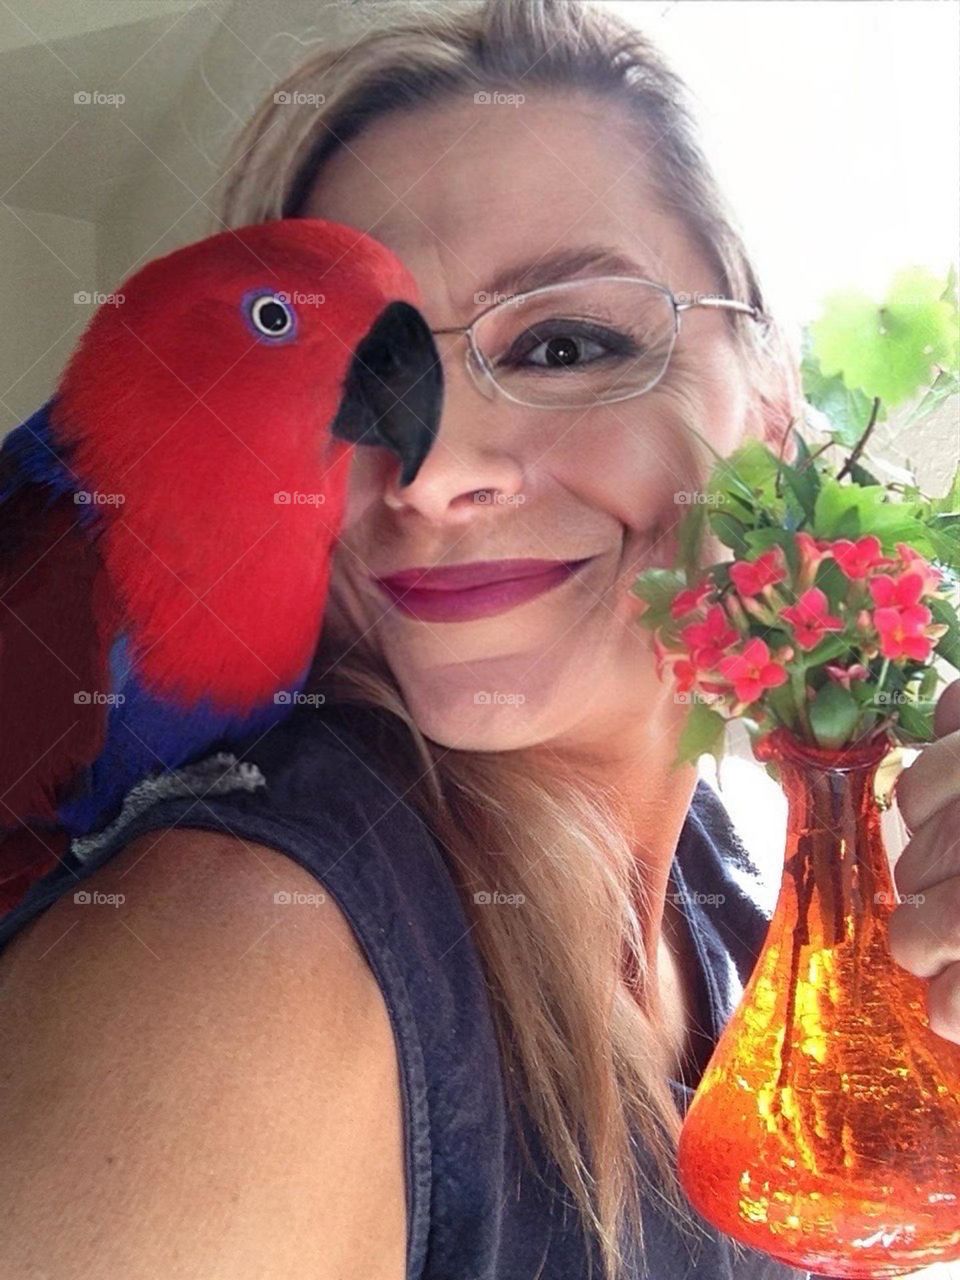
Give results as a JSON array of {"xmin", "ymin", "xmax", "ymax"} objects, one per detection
[{"xmin": 0, "ymin": 828, "xmax": 406, "ymax": 1280}]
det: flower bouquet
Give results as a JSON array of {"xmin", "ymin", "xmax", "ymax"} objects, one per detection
[{"xmin": 633, "ymin": 265, "xmax": 960, "ymax": 1276}]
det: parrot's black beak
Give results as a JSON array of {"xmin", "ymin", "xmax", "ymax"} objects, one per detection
[{"xmin": 330, "ymin": 300, "xmax": 443, "ymax": 487}]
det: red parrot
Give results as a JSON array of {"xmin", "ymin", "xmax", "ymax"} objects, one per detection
[{"xmin": 0, "ymin": 217, "xmax": 442, "ymax": 915}]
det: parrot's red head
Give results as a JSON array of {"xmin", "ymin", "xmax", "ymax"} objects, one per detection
[
  {"xmin": 46, "ymin": 219, "xmax": 445, "ymax": 707},
  {"xmin": 56, "ymin": 217, "xmax": 442, "ymax": 493}
]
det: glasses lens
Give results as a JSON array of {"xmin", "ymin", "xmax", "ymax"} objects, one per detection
[{"xmin": 473, "ymin": 278, "xmax": 677, "ymax": 408}]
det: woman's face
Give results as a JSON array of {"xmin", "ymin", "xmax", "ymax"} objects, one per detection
[{"xmin": 303, "ymin": 88, "xmax": 770, "ymax": 755}]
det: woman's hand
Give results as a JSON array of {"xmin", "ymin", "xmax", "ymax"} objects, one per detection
[{"xmin": 888, "ymin": 677, "xmax": 960, "ymax": 1044}]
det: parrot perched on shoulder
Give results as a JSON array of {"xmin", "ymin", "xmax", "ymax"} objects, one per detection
[{"xmin": 0, "ymin": 217, "xmax": 443, "ymax": 914}]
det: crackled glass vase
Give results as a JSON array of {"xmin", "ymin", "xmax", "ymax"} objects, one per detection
[{"xmin": 676, "ymin": 727, "xmax": 960, "ymax": 1277}]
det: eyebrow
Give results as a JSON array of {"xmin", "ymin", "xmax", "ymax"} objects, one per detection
[{"xmin": 476, "ymin": 245, "xmax": 660, "ymax": 301}]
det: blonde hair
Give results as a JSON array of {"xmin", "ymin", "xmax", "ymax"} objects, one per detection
[{"xmin": 214, "ymin": 3, "xmax": 796, "ymax": 1275}]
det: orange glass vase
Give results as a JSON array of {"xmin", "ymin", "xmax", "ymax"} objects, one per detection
[{"xmin": 677, "ymin": 727, "xmax": 960, "ymax": 1277}]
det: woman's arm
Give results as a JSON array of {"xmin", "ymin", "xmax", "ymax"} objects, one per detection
[{"xmin": 0, "ymin": 828, "xmax": 406, "ymax": 1280}]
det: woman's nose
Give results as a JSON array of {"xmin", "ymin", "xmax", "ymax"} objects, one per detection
[{"xmin": 382, "ymin": 334, "xmax": 525, "ymax": 521}]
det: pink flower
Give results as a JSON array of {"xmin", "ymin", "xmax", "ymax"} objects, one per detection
[
  {"xmin": 869, "ymin": 572, "xmax": 926, "ymax": 610},
  {"xmin": 824, "ymin": 661, "xmax": 870, "ymax": 689},
  {"xmin": 829, "ymin": 535, "xmax": 892, "ymax": 580},
  {"xmin": 781, "ymin": 588, "xmax": 845, "ymax": 651},
  {"xmin": 680, "ymin": 604, "xmax": 739, "ymax": 670},
  {"xmin": 729, "ymin": 548, "xmax": 786, "ymax": 598},
  {"xmin": 673, "ymin": 658, "xmax": 698, "ymax": 694},
  {"xmin": 895, "ymin": 543, "xmax": 942, "ymax": 596},
  {"xmin": 670, "ymin": 579, "xmax": 713, "ymax": 620},
  {"xmin": 717, "ymin": 638, "xmax": 789, "ymax": 704},
  {"xmin": 873, "ymin": 604, "xmax": 934, "ymax": 662}
]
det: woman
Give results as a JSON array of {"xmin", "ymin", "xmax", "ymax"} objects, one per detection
[{"xmin": 2, "ymin": 2, "xmax": 958, "ymax": 1278}]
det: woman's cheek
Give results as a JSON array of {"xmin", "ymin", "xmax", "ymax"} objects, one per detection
[{"xmin": 546, "ymin": 401, "xmax": 707, "ymax": 535}]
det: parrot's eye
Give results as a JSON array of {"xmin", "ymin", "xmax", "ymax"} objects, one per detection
[{"xmin": 245, "ymin": 292, "xmax": 296, "ymax": 341}]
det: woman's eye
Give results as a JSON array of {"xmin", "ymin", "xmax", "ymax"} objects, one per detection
[
  {"xmin": 247, "ymin": 293, "xmax": 296, "ymax": 340},
  {"xmin": 498, "ymin": 323, "xmax": 637, "ymax": 371}
]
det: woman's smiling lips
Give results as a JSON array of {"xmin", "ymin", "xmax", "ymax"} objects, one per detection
[{"xmin": 371, "ymin": 557, "xmax": 598, "ymax": 622}]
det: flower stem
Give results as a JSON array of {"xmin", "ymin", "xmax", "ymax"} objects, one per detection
[{"xmin": 791, "ymin": 662, "xmax": 812, "ymax": 738}]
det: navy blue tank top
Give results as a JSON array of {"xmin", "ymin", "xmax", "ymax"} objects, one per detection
[{"xmin": 0, "ymin": 705, "xmax": 813, "ymax": 1279}]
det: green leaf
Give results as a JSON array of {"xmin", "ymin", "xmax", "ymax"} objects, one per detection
[
  {"xmin": 930, "ymin": 463, "xmax": 960, "ymax": 517},
  {"xmin": 810, "ymin": 267, "xmax": 958, "ymax": 407},
  {"xmin": 630, "ymin": 567, "xmax": 686, "ymax": 630},
  {"xmin": 919, "ymin": 665, "xmax": 941, "ymax": 700},
  {"xmin": 744, "ymin": 526, "xmax": 800, "ymax": 577},
  {"xmin": 709, "ymin": 510, "xmax": 751, "ymax": 554},
  {"xmin": 812, "ymin": 475, "xmax": 925, "ymax": 548},
  {"xmin": 929, "ymin": 595, "xmax": 960, "ymax": 671},
  {"xmin": 707, "ymin": 439, "xmax": 782, "ymax": 518},
  {"xmin": 809, "ymin": 682, "xmax": 862, "ymax": 749},
  {"xmin": 802, "ymin": 633, "xmax": 853, "ymax": 667},
  {"xmin": 676, "ymin": 502, "xmax": 707, "ymax": 581},
  {"xmin": 673, "ymin": 701, "xmax": 727, "ymax": 769},
  {"xmin": 894, "ymin": 699, "xmax": 936, "ymax": 743},
  {"xmin": 800, "ymin": 355, "xmax": 878, "ymax": 446}
]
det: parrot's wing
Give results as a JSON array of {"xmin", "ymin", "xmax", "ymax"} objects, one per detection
[{"xmin": 0, "ymin": 419, "xmax": 121, "ymax": 831}]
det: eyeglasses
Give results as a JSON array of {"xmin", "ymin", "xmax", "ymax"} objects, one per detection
[{"xmin": 430, "ymin": 275, "xmax": 768, "ymax": 409}]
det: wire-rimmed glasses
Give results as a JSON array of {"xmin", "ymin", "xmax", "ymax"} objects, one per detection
[{"xmin": 430, "ymin": 275, "xmax": 768, "ymax": 409}]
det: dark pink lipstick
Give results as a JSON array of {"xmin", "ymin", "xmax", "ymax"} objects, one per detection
[{"xmin": 372, "ymin": 557, "xmax": 595, "ymax": 622}]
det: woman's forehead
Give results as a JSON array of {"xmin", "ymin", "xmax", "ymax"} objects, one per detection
[{"xmin": 301, "ymin": 91, "xmax": 688, "ymax": 313}]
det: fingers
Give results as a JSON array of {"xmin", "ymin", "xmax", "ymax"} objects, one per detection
[
  {"xmin": 894, "ymin": 726, "xmax": 960, "ymax": 834},
  {"xmin": 925, "ymin": 958, "xmax": 960, "ymax": 1045},
  {"xmin": 887, "ymin": 872, "xmax": 960, "ymax": 980},
  {"xmin": 894, "ymin": 796, "xmax": 960, "ymax": 898},
  {"xmin": 934, "ymin": 677, "xmax": 960, "ymax": 739}
]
